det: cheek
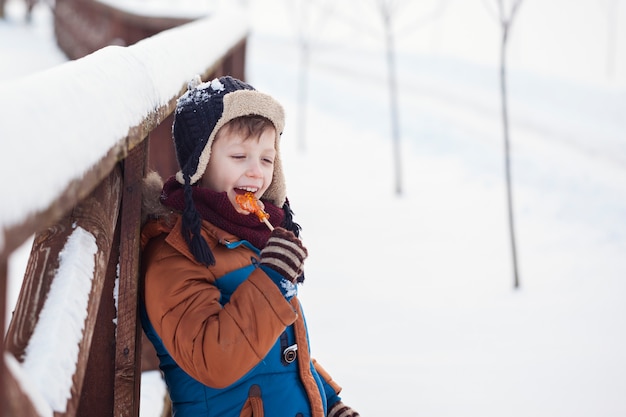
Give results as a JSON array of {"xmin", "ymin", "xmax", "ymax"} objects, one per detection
[
  {"xmin": 264, "ymin": 166, "xmax": 274, "ymax": 183},
  {"xmin": 202, "ymin": 162, "xmax": 232, "ymax": 192}
]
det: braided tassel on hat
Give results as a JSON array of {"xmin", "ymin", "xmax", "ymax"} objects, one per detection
[
  {"xmin": 181, "ymin": 173, "xmax": 215, "ymax": 266},
  {"xmin": 171, "ymin": 75, "xmax": 286, "ymax": 265}
]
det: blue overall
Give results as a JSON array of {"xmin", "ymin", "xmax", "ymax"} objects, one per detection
[{"xmin": 140, "ymin": 240, "xmax": 339, "ymax": 416}]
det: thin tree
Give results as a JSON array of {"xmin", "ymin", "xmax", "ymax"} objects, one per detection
[
  {"xmin": 378, "ymin": 0, "xmax": 451, "ymax": 195},
  {"xmin": 287, "ymin": 0, "xmax": 447, "ymax": 193},
  {"xmin": 296, "ymin": 21, "xmax": 311, "ymax": 153},
  {"xmin": 485, "ymin": 0, "xmax": 524, "ymax": 289},
  {"xmin": 328, "ymin": 0, "xmax": 447, "ymax": 196},
  {"xmin": 285, "ymin": 0, "xmax": 335, "ymax": 152},
  {"xmin": 376, "ymin": 0, "xmax": 404, "ymax": 195}
]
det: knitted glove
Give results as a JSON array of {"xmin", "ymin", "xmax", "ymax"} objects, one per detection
[
  {"xmin": 328, "ymin": 401, "xmax": 360, "ymax": 417},
  {"xmin": 260, "ymin": 227, "xmax": 308, "ymax": 283}
]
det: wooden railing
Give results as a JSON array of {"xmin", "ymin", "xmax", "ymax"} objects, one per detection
[
  {"xmin": 53, "ymin": 0, "xmax": 199, "ymax": 60},
  {"xmin": 1, "ymin": 7, "xmax": 248, "ymax": 417}
]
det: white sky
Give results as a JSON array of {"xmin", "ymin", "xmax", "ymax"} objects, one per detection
[{"xmin": 2, "ymin": 0, "xmax": 626, "ymax": 415}]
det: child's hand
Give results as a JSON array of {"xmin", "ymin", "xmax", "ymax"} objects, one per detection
[
  {"xmin": 328, "ymin": 401, "xmax": 360, "ymax": 417},
  {"xmin": 260, "ymin": 227, "xmax": 308, "ymax": 283}
]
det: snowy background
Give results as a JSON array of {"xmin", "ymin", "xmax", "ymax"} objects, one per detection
[{"xmin": 2, "ymin": 0, "xmax": 626, "ymax": 416}]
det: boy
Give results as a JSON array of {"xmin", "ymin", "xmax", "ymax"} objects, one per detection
[{"xmin": 140, "ymin": 75, "xmax": 359, "ymax": 417}]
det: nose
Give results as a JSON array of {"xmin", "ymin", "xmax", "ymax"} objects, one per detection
[{"xmin": 246, "ymin": 160, "xmax": 263, "ymax": 178}]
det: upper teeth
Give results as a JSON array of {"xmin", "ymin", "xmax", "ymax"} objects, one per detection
[{"xmin": 240, "ymin": 187, "xmax": 258, "ymax": 192}]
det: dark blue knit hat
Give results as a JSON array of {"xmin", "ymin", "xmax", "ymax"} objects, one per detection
[{"xmin": 172, "ymin": 75, "xmax": 286, "ymax": 265}]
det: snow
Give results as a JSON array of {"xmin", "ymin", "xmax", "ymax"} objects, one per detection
[
  {"xmin": 21, "ymin": 226, "xmax": 97, "ymax": 413},
  {"xmin": 0, "ymin": 0, "xmax": 248, "ymax": 236},
  {"xmin": 113, "ymin": 265, "xmax": 119, "ymax": 327},
  {"xmin": 139, "ymin": 371, "xmax": 168, "ymax": 415},
  {"xmin": 97, "ymin": 0, "xmax": 215, "ymax": 19},
  {"xmin": 2, "ymin": 0, "xmax": 626, "ymax": 416},
  {"xmin": 5, "ymin": 353, "xmax": 53, "ymax": 417}
]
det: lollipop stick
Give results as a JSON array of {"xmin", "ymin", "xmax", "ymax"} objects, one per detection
[{"xmin": 262, "ymin": 217, "xmax": 274, "ymax": 231}]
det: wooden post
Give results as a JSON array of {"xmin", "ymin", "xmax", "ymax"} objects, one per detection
[
  {"xmin": 76, "ymin": 198, "xmax": 122, "ymax": 417},
  {"xmin": 0, "ymin": 13, "xmax": 248, "ymax": 415},
  {"xmin": 4, "ymin": 166, "xmax": 123, "ymax": 416},
  {"xmin": 66, "ymin": 166, "xmax": 124, "ymax": 417},
  {"xmin": 1, "ymin": 256, "xmax": 7, "ymax": 417},
  {"xmin": 2, "ymin": 361, "xmax": 43, "ymax": 417},
  {"xmin": 113, "ymin": 140, "xmax": 147, "ymax": 417}
]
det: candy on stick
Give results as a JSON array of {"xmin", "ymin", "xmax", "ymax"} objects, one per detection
[{"xmin": 235, "ymin": 192, "xmax": 274, "ymax": 231}]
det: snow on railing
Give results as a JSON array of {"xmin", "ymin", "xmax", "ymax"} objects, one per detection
[
  {"xmin": 21, "ymin": 227, "xmax": 97, "ymax": 415},
  {"xmin": 0, "ymin": 3, "xmax": 248, "ymax": 255},
  {"xmin": 5, "ymin": 353, "xmax": 52, "ymax": 417},
  {"xmin": 1, "ymin": 4, "xmax": 249, "ymax": 417}
]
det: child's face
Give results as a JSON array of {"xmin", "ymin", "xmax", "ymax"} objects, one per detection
[{"xmin": 200, "ymin": 125, "xmax": 277, "ymax": 214}]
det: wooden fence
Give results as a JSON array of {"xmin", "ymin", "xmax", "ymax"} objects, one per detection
[
  {"xmin": 0, "ymin": 6, "xmax": 248, "ymax": 416},
  {"xmin": 53, "ymin": 0, "xmax": 199, "ymax": 61}
]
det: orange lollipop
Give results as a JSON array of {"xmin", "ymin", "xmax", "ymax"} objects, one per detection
[{"xmin": 235, "ymin": 192, "xmax": 274, "ymax": 230}]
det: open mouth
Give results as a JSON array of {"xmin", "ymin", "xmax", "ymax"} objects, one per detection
[{"xmin": 234, "ymin": 187, "xmax": 259, "ymax": 196}]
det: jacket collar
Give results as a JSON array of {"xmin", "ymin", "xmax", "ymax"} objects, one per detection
[{"xmin": 141, "ymin": 214, "xmax": 244, "ymax": 264}]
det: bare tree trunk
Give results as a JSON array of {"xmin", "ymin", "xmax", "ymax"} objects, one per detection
[
  {"xmin": 496, "ymin": 0, "xmax": 523, "ymax": 289},
  {"xmin": 0, "ymin": 258, "xmax": 6, "ymax": 416},
  {"xmin": 382, "ymin": 6, "xmax": 403, "ymax": 196},
  {"xmin": 25, "ymin": 0, "xmax": 38, "ymax": 22},
  {"xmin": 322, "ymin": 0, "xmax": 447, "ymax": 195},
  {"xmin": 289, "ymin": 0, "xmax": 334, "ymax": 153},
  {"xmin": 499, "ymin": 25, "xmax": 520, "ymax": 289}
]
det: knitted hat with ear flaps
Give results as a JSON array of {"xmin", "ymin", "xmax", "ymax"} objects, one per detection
[{"xmin": 172, "ymin": 75, "xmax": 286, "ymax": 266}]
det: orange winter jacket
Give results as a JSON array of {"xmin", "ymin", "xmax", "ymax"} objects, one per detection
[{"xmin": 140, "ymin": 214, "xmax": 341, "ymax": 416}]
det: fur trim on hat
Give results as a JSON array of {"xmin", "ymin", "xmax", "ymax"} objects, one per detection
[
  {"xmin": 169, "ymin": 75, "xmax": 288, "ymax": 266},
  {"xmin": 173, "ymin": 77, "xmax": 287, "ymax": 207}
]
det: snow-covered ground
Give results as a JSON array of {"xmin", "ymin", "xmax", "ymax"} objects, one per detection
[{"xmin": 2, "ymin": 0, "xmax": 626, "ymax": 416}]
